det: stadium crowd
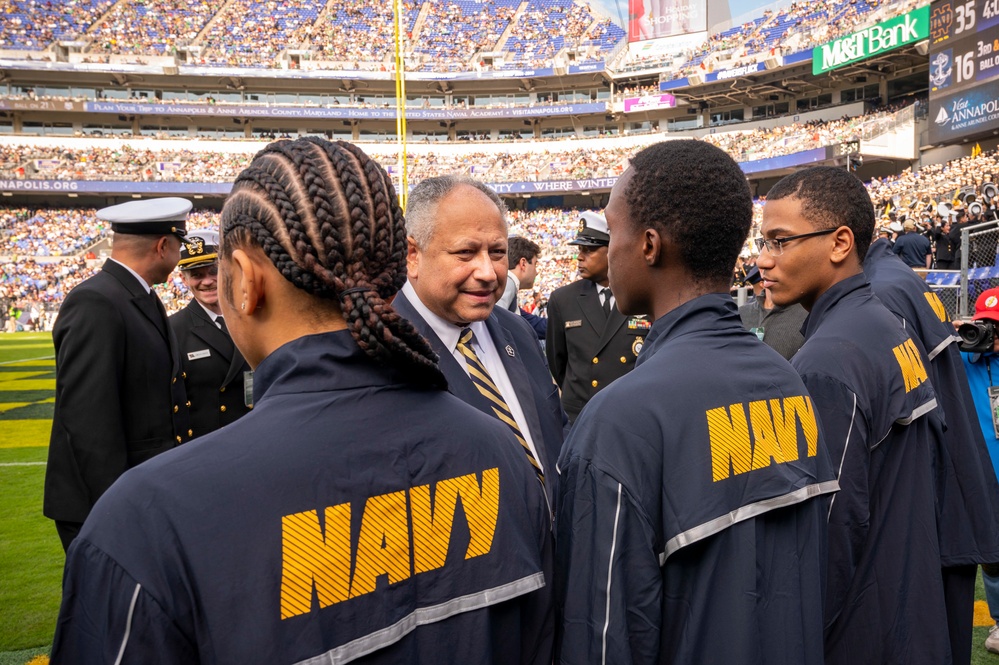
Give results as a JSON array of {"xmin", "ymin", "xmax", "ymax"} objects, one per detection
[
  {"xmin": 0, "ymin": 105, "xmax": 908, "ymax": 184},
  {"xmin": 617, "ymin": 0, "xmax": 917, "ymax": 78},
  {"xmin": 3, "ymin": 144, "xmax": 997, "ymax": 330},
  {"xmin": 0, "ymin": 0, "xmax": 622, "ymax": 72},
  {"xmin": 0, "ymin": 0, "xmax": 922, "ymax": 81}
]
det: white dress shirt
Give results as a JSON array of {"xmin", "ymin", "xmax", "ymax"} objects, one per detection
[
  {"xmin": 195, "ymin": 299, "xmax": 225, "ymax": 329},
  {"xmin": 109, "ymin": 258, "xmax": 151, "ymax": 294},
  {"xmin": 401, "ymin": 281, "xmax": 544, "ymax": 472}
]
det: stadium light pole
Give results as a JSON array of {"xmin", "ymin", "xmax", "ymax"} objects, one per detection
[{"xmin": 393, "ymin": 0, "xmax": 409, "ymax": 210}]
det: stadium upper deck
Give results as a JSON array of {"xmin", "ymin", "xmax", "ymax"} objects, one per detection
[
  {"xmin": 0, "ymin": 0, "xmax": 907, "ymax": 81},
  {"xmin": 0, "ymin": 0, "xmax": 623, "ymax": 72}
]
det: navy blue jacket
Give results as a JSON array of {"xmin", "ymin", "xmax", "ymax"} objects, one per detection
[
  {"xmin": 865, "ymin": 238, "xmax": 999, "ymax": 566},
  {"xmin": 891, "ymin": 230, "xmax": 931, "ymax": 267},
  {"xmin": 393, "ymin": 289, "xmax": 567, "ymax": 506},
  {"xmin": 792, "ymin": 273, "xmax": 951, "ymax": 665},
  {"xmin": 556, "ymin": 294, "xmax": 836, "ymax": 665},
  {"xmin": 51, "ymin": 331, "xmax": 553, "ymax": 664}
]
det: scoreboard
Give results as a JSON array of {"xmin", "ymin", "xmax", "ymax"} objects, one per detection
[{"xmin": 928, "ymin": 0, "xmax": 999, "ymax": 143}]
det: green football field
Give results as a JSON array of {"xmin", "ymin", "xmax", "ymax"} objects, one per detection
[
  {"xmin": 0, "ymin": 331, "xmax": 998, "ymax": 664},
  {"xmin": 0, "ymin": 333, "xmax": 60, "ymax": 665}
]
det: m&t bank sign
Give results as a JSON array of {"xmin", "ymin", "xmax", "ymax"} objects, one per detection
[{"xmin": 812, "ymin": 6, "xmax": 929, "ymax": 75}]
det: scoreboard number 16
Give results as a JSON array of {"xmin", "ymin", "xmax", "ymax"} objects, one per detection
[{"xmin": 956, "ymin": 50, "xmax": 976, "ymax": 80}]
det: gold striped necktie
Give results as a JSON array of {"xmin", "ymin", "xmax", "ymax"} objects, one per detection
[{"xmin": 457, "ymin": 328, "xmax": 544, "ymax": 486}]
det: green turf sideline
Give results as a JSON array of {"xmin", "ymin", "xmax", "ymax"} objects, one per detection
[
  {"xmin": 0, "ymin": 463, "xmax": 62, "ymax": 651},
  {"xmin": 0, "ymin": 647, "xmax": 49, "ymax": 665},
  {"xmin": 0, "ymin": 334, "xmax": 59, "ymax": 653}
]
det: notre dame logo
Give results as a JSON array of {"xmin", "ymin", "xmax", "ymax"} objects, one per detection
[
  {"xmin": 930, "ymin": 2, "xmax": 953, "ymax": 44},
  {"xmin": 184, "ymin": 237, "xmax": 205, "ymax": 257}
]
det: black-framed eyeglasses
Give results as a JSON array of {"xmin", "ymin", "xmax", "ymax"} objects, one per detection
[{"xmin": 754, "ymin": 228, "xmax": 837, "ymax": 256}]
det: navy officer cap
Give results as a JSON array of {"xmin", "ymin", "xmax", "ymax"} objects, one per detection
[
  {"xmin": 98, "ymin": 197, "xmax": 192, "ymax": 240},
  {"xmin": 569, "ymin": 210, "xmax": 610, "ymax": 247},
  {"xmin": 178, "ymin": 229, "xmax": 220, "ymax": 270}
]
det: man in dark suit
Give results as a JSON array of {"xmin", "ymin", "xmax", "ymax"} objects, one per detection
[
  {"xmin": 546, "ymin": 211, "xmax": 643, "ymax": 423},
  {"xmin": 170, "ymin": 229, "xmax": 252, "ymax": 439},
  {"xmin": 396, "ymin": 175, "xmax": 567, "ymax": 506},
  {"xmin": 44, "ymin": 198, "xmax": 193, "ymax": 552}
]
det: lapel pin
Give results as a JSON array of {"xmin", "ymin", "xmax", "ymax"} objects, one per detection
[{"xmin": 505, "ymin": 345, "xmax": 515, "ymax": 357}]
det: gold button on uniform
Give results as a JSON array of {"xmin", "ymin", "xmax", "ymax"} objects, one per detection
[
  {"xmin": 220, "ymin": 386, "xmax": 225, "ymax": 393},
  {"xmin": 592, "ymin": 357, "xmax": 599, "ymax": 364},
  {"xmin": 173, "ymin": 405, "xmax": 178, "ymax": 413},
  {"xmin": 185, "ymin": 401, "xmax": 191, "ymax": 407},
  {"xmin": 591, "ymin": 380, "xmax": 598, "ymax": 387},
  {"xmin": 175, "ymin": 436, "xmax": 182, "ymax": 443},
  {"xmin": 188, "ymin": 429, "xmax": 193, "ymax": 437},
  {"xmin": 220, "ymin": 405, "xmax": 227, "ymax": 413},
  {"xmin": 172, "ymin": 377, "xmax": 176, "ymax": 384},
  {"xmin": 620, "ymin": 356, "xmax": 627, "ymax": 363}
]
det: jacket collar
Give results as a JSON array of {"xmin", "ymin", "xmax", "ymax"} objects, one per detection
[
  {"xmin": 252, "ymin": 330, "xmax": 408, "ymax": 404},
  {"xmin": 801, "ymin": 272, "xmax": 870, "ymax": 340},
  {"xmin": 636, "ymin": 293, "xmax": 743, "ymax": 367}
]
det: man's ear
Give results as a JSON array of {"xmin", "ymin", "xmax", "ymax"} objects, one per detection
[
  {"xmin": 406, "ymin": 237, "xmax": 420, "ymax": 280},
  {"xmin": 643, "ymin": 228, "xmax": 663, "ymax": 267},
  {"xmin": 829, "ymin": 226, "xmax": 856, "ymax": 266}
]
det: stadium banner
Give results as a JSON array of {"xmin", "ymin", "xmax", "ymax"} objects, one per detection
[
  {"xmin": 623, "ymin": 93, "xmax": 677, "ymax": 112},
  {"xmin": 658, "ymin": 61, "xmax": 766, "ymax": 90},
  {"xmin": 0, "ymin": 99, "xmax": 85, "ymax": 112},
  {"xmin": 929, "ymin": 77, "xmax": 999, "ymax": 144},
  {"xmin": 812, "ymin": 6, "xmax": 930, "ymax": 75},
  {"xmin": 629, "ymin": 0, "xmax": 708, "ymax": 43},
  {"xmin": 0, "ymin": 59, "xmax": 583, "ymax": 82},
  {"xmin": 568, "ymin": 63, "xmax": 606, "ymax": 74},
  {"xmin": 84, "ymin": 101, "xmax": 607, "ymax": 121},
  {"xmin": 0, "ymin": 180, "xmax": 232, "ymax": 195},
  {"xmin": 741, "ymin": 146, "xmax": 830, "ymax": 174},
  {"xmin": 0, "ymin": 147, "xmax": 838, "ymax": 196}
]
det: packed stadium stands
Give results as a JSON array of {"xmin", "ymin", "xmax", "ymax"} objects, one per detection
[
  {"xmin": 616, "ymin": 0, "xmax": 918, "ymax": 77},
  {"xmin": 0, "ymin": 0, "xmax": 624, "ymax": 72},
  {"xmin": 0, "ymin": 0, "xmax": 909, "ymax": 76},
  {"xmin": 0, "ymin": 0, "xmax": 977, "ymax": 334},
  {"xmin": 0, "ymin": 104, "xmax": 909, "ymax": 185},
  {"xmin": 4, "ymin": 146, "xmax": 999, "ymax": 327}
]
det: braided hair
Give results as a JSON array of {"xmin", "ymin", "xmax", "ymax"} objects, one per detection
[{"xmin": 219, "ymin": 137, "xmax": 446, "ymax": 389}]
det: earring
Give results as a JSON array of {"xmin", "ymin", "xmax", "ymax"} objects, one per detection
[{"xmin": 241, "ymin": 302, "xmax": 245, "ymax": 311}]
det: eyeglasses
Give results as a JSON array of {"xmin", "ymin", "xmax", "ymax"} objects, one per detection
[{"xmin": 754, "ymin": 228, "xmax": 837, "ymax": 256}]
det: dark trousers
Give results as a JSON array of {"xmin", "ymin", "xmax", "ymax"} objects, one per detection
[
  {"xmin": 943, "ymin": 564, "xmax": 976, "ymax": 665},
  {"xmin": 936, "ymin": 259, "xmax": 956, "ymax": 270},
  {"xmin": 55, "ymin": 520, "xmax": 82, "ymax": 553}
]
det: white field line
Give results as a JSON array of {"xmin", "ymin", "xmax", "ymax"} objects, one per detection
[{"xmin": 0, "ymin": 355, "xmax": 55, "ymax": 366}]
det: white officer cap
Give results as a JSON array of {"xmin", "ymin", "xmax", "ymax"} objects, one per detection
[
  {"xmin": 98, "ymin": 197, "xmax": 192, "ymax": 240},
  {"xmin": 569, "ymin": 211, "xmax": 610, "ymax": 247}
]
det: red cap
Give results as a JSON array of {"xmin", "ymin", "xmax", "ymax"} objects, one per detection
[{"xmin": 974, "ymin": 288, "xmax": 999, "ymax": 322}]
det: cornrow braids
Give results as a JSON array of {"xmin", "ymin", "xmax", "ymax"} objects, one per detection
[{"xmin": 221, "ymin": 137, "xmax": 446, "ymax": 389}]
